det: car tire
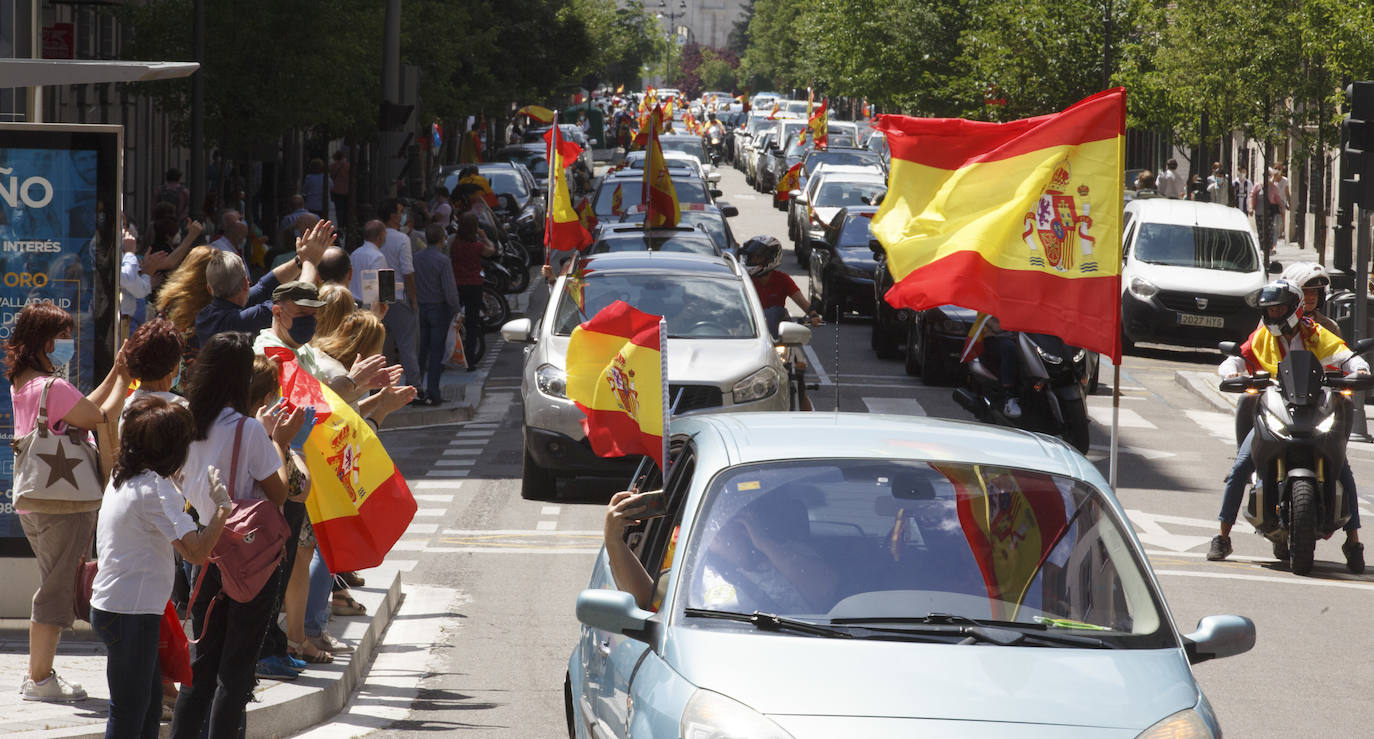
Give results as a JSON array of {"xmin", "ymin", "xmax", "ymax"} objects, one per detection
[
  {"xmin": 787, "ymin": 210, "xmax": 798, "ymax": 241},
  {"xmin": 564, "ymin": 673, "xmax": 576, "ymax": 739},
  {"xmin": 521, "ymin": 442, "xmax": 557, "ymax": 501},
  {"xmin": 872, "ymin": 309, "xmax": 899, "ymax": 359},
  {"xmin": 920, "ymin": 324, "xmax": 950, "ymax": 386},
  {"xmin": 1087, "ymin": 359, "xmax": 1100, "ymax": 395},
  {"xmin": 809, "ymin": 271, "xmax": 829, "ymax": 320},
  {"xmin": 904, "ymin": 318, "xmax": 922, "ymax": 377},
  {"xmin": 1120, "ymin": 329, "xmax": 1135, "ymax": 356}
]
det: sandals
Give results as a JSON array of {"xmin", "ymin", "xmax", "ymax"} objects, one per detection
[
  {"xmin": 288, "ymin": 639, "xmax": 335, "ymax": 664},
  {"xmin": 332, "ymin": 592, "xmax": 367, "ymax": 616}
]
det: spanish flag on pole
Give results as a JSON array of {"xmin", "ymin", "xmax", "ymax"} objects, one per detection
[
  {"xmin": 565, "ymin": 301, "xmax": 668, "ymax": 470},
  {"xmin": 807, "ymin": 98, "xmax": 829, "ymax": 149},
  {"xmin": 267, "ymin": 349, "xmax": 417, "ymax": 572},
  {"xmin": 517, "ymin": 104, "xmax": 556, "ymax": 123},
  {"xmin": 642, "ymin": 105, "xmax": 680, "ymax": 228},
  {"xmin": 544, "ymin": 121, "xmax": 593, "ymax": 253},
  {"xmin": 871, "ymin": 88, "xmax": 1125, "ymax": 363},
  {"xmin": 777, "ymin": 162, "xmax": 803, "ymax": 197}
]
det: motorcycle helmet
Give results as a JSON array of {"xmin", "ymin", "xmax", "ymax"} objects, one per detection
[
  {"xmin": 1281, "ymin": 260, "xmax": 1331, "ymax": 311},
  {"xmin": 1256, "ymin": 279, "xmax": 1304, "ymax": 336},
  {"xmin": 740, "ymin": 235, "xmax": 782, "ymax": 277}
]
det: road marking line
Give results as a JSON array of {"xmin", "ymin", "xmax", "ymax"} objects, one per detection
[
  {"xmin": 379, "ymin": 559, "xmax": 418, "ymax": 572},
  {"xmin": 1154, "ymin": 569, "xmax": 1374, "ymax": 591},
  {"xmin": 434, "ymin": 458, "xmax": 476, "ymax": 467},
  {"xmin": 405, "ymin": 523, "xmax": 439, "ymax": 534},
  {"xmin": 441, "ymin": 447, "xmax": 483, "ymax": 457},
  {"xmin": 1144, "ymin": 550, "xmax": 1273, "ymax": 563},
  {"xmin": 390, "ymin": 540, "xmax": 430, "ymax": 551},
  {"xmin": 442, "ymin": 528, "xmax": 602, "ymax": 535},
  {"xmin": 862, "ymin": 397, "xmax": 926, "ymax": 416},
  {"xmin": 410, "ymin": 480, "xmax": 464, "ymax": 491},
  {"xmin": 541, "ymin": 505, "xmax": 562, "ymax": 515},
  {"xmin": 1086, "ymin": 406, "xmax": 1155, "ymax": 429},
  {"xmin": 446, "ymin": 438, "xmax": 489, "ymax": 446},
  {"xmin": 1184, "ymin": 409, "xmax": 1235, "ymax": 442},
  {"xmin": 802, "ymin": 344, "xmax": 832, "ymax": 386},
  {"xmin": 536, "ymin": 520, "xmax": 558, "ymax": 531},
  {"xmin": 413, "ymin": 493, "xmax": 455, "ymax": 502},
  {"xmin": 413, "ymin": 508, "xmax": 445, "ymax": 518}
]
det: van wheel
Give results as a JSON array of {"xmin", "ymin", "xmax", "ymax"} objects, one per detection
[{"xmin": 521, "ymin": 444, "xmax": 556, "ymax": 501}]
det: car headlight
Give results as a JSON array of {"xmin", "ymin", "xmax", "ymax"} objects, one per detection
[
  {"xmin": 535, "ymin": 363, "xmax": 566, "ymax": 399},
  {"xmin": 1128, "ymin": 275, "xmax": 1159, "ymax": 300},
  {"xmin": 1136, "ymin": 708, "xmax": 1214, "ymax": 739},
  {"xmin": 732, "ymin": 366, "xmax": 780, "ymax": 403},
  {"xmin": 681, "ymin": 690, "xmax": 795, "ymax": 739}
]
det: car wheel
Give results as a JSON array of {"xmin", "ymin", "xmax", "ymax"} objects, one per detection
[
  {"xmin": 809, "ymin": 270, "xmax": 828, "ymax": 320},
  {"xmin": 1120, "ymin": 329, "xmax": 1135, "ymax": 356},
  {"xmin": 1088, "ymin": 359, "xmax": 1100, "ymax": 394},
  {"xmin": 787, "ymin": 210, "xmax": 798, "ymax": 241},
  {"xmin": 920, "ymin": 325, "xmax": 950, "ymax": 386},
  {"xmin": 564, "ymin": 673, "xmax": 576, "ymax": 739},
  {"xmin": 521, "ymin": 441, "xmax": 557, "ymax": 501},
  {"xmin": 872, "ymin": 308, "xmax": 899, "ymax": 359},
  {"xmin": 904, "ymin": 318, "xmax": 922, "ymax": 377}
]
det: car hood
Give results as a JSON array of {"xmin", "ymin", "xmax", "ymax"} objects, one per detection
[
  {"xmin": 664, "ymin": 627, "xmax": 1197, "ymax": 730},
  {"xmin": 545, "ymin": 334, "xmax": 774, "ymax": 388},
  {"xmin": 1127, "ymin": 262, "xmax": 1265, "ymax": 296}
]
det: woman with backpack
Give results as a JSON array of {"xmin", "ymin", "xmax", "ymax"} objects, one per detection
[{"xmin": 169, "ymin": 332, "xmax": 304, "ymax": 739}]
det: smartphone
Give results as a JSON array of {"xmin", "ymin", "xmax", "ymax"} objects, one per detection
[
  {"xmin": 632, "ymin": 491, "xmax": 668, "ymax": 519},
  {"xmin": 377, "ymin": 269, "xmax": 396, "ymax": 304}
]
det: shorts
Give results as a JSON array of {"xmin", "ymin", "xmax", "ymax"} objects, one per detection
[
  {"xmin": 20, "ymin": 510, "xmax": 98, "ymax": 628},
  {"xmin": 298, "ymin": 517, "xmax": 317, "ymax": 549}
]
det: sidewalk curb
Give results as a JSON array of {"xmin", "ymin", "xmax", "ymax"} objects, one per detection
[{"xmin": 1174, "ymin": 369, "xmax": 1235, "ymax": 413}]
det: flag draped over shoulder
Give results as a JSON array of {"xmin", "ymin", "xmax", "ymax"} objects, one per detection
[
  {"xmin": 267, "ymin": 348, "xmax": 416, "ymax": 572},
  {"xmin": 642, "ymin": 105, "xmax": 680, "ymax": 228},
  {"xmin": 544, "ymin": 123, "xmax": 592, "ymax": 252},
  {"xmin": 565, "ymin": 301, "xmax": 667, "ymax": 470},
  {"xmin": 872, "ymin": 88, "xmax": 1126, "ymax": 363}
]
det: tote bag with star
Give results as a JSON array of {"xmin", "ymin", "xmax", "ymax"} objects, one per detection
[{"xmin": 11, "ymin": 378, "xmax": 102, "ymax": 506}]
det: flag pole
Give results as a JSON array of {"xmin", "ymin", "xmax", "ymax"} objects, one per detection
[
  {"xmin": 1109, "ymin": 361, "xmax": 1121, "ymax": 489},
  {"xmin": 660, "ymin": 316, "xmax": 669, "ymax": 474},
  {"xmin": 545, "ymin": 109, "xmax": 559, "ymax": 270}
]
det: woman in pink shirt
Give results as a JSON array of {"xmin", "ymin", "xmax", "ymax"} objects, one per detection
[{"xmin": 6, "ymin": 302, "xmax": 131, "ymax": 702}]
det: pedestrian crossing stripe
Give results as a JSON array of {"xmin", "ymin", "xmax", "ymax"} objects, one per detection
[{"xmin": 1085, "ymin": 405, "xmax": 1155, "ymax": 429}]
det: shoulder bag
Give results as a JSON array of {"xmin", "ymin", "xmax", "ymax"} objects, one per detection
[{"xmin": 11, "ymin": 377, "xmax": 102, "ymax": 507}]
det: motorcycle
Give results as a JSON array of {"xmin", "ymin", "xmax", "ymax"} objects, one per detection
[
  {"xmin": 1218, "ymin": 339, "xmax": 1374, "ymax": 574},
  {"xmin": 953, "ymin": 332, "xmax": 1094, "ymax": 452},
  {"xmin": 705, "ymin": 124, "xmax": 726, "ymax": 166}
]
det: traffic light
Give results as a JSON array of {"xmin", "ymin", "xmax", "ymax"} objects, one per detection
[{"xmin": 1342, "ymin": 82, "xmax": 1374, "ymax": 210}]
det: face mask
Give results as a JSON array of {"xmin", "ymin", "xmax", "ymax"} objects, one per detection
[
  {"xmin": 49, "ymin": 338, "xmax": 75, "ymax": 368},
  {"xmin": 400, "ymin": 213, "xmax": 409, "ymax": 227},
  {"xmin": 289, "ymin": 315, "xmax": 317, "ymax": 345}
]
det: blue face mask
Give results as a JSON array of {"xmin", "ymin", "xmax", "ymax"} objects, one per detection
[
  {"xmin": 400, "ymin": 213, "xmax": 409, "ymax": 227},
  {"xmin": 49, "ymin": 338, "xmax": 75, "ymax": 369},
  {"xmin": 289, "ymin": 315, "xmax": 316, "ymax": 345}
]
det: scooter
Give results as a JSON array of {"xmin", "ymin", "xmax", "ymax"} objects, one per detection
[
  {"xmin": 1218, "ymin": 339, "xmax": 1374, "ymax": 574},
  {"xmin": 705, "ymin": 125, "xmax": 725, "ymax": 167},
  {"xmin": 953, "ymin": 332, "xmax": 1094, "ymax": 452}
]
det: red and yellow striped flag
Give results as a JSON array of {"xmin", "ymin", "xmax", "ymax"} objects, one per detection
[
  {"xmin": 642, "ymin": 105, "xmax": 680, "ymax": 228},
  {"xmin": 776, "ymin": 162, "xmax": 803, "ymax": 197},
  {"xmin": 565, "ymin": 301, "xmax": 667, "ymax": 470},
  {"xmin": 516, "ymin": 105, "xmax": 556, "ymax": 124},
  {"xmin": 872, "ymin": 88, "xmax": 1125, "ymax": 362},
  {"xmin": 267, "ymin": 349, "xmax": 416, "ymax": 572},
  {"xmin": 808, "ymin": 98, "xmax": 829, "ymax": 149},
  {"xmin": 544, "ymin": 123, "xmax": 593, "ymax": 252}
]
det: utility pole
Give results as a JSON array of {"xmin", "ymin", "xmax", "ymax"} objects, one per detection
[
  {"xmin": 1101, "ymin": 0, "xmax": 1112, "ymax": 90},
  {"xmin": 1341, "ymin": 81, "xmax": 1374, "ymax": 440},
  {"xmin": 378, "ymin": 0, "xmax": 403, "ymax": 202},
  {"xmin": 190, "ymin": 0, "xmax": 205, "ymax": 220}
]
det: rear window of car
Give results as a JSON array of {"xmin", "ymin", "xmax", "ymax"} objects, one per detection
[
  {"xmin": 838, "ymin": 214, "xmax": 876, "ymax": 247},
  {"xmin": 590, "ymin": 234, "xmax": 718, "ymax": 256},
  {"xmin": 1134, "ymin": 222, "xmax": 1259, "ymax": 272},
  {"xmin": 595, "ymin": 178, "xmax": 710, "ymax": 216},
  {"xmin": 555, "ymin": 273, "xmax": 756, "ymax": 339},
  {"xmin": 815, "ymin": 180, "xmax": 886, "ymax": 208}
]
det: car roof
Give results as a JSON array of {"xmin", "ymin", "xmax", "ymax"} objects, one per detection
[
  {"xmin": 813, "ymin": 164, "xmax": 884, "ymax": 177},
  {"xmin": 1124, "ymin": 198, "xmax": 1253, "ymax": 229},
  {"xmin": 676, "ymin": 412, "xmax": 1088, "ymax": 480},
  {"xmin": 580, "ymin": 250, "xmax": 738, "ymax": 276}
]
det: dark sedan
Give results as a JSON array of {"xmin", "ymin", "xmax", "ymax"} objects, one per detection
[
  {"xmin": 869, "ymin": 240, "xmax": 976, "ymax": 384},
  {"xmin": 807, "ymin": 206, "xmax": 881, "ymax": 319}
]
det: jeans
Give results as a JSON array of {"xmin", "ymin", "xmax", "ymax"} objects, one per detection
[
  {"xmin": 259, "ymin": 500, "xmax": 304, "ymax": 660},
  {"xmin": 986, "ymin": 334, "xmax": 1020, "ymax": 389},
  {"xmin": 1219, "ymin": 430, "xmax": 1360, "ymax": 532},
  {"xmin": 383, "ymin": 299, "xmax": 421, "ymax": 389},
  {"xmin": 170, "ymin": 563, "xmax": 282, "ymax": 739},
  {"xmin": 304, "ymin": 547, "xmax": 333, "ymax": 638},
  {"xmin": 457, "ymin": 284, "xmax": 485, "ymax": 360},
  {"xmin": 417, "ymin": 301, "xmax": 454, "ymax": 399},
  {"xmin": 92, "ymin": 608, "xmax": 163, "ymax": 739}
]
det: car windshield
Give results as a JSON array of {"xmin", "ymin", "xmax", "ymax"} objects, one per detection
[
  {"xmin": 838, "ymin": 214, "xmax": 876, "ymax": 248},
  {"xmin": 590, "ymin": 234, "xmax": 718, "ymax": 255},
  {"xmin": 805, "ymin": 150, "xmax": 883, "ymax": 173},
  {"xmin": 815, "ymin": 180, "xmax": 886, "ymax": 208},
  {"xmin": 829, "ymin": 135, "xmax": 857, "ymax": 148},
  {"xmin": 660, "ymin": 138, "xmax": 707, "ymax": 164},
  {"xmin": 443, "ymin": 169, "xmax": 529, "ymax": 201},
  {"xmin": 784, "ymin": 137, "xmax": 812, "ymax": 159},
  {"xmin": 498, "ymin": 150, "xmax": 548, "ymax": 178},
  {"xmin": 676, "ymin": 459, "xmax": 1171, "ymax": 647},
  {"xmin": 556, "ymin": 273, "xmax": 756, "ymax": 339},
  {"xmin": 595, "ymin": 178, "xmax": 709, "ymax": 216},
  {"xmin": 1134, "ymin": 222, "xmax": 1258, "ymax": 272}
]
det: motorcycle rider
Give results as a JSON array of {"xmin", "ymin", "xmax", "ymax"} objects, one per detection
[
  {"xmin": 1283, "ymin": 261, "xmax": 1339, "ymax": 334},
  {"xmin": 739, "ymin": 235, "xmax": 820, "ymax": 336},
  {"xmin": 1207, "ymin": 279, "xmax": 1368, "ymax": 572},
  {"xmin": 967, "ymin": 314, "xmax": 1023, "ymax": 419}
]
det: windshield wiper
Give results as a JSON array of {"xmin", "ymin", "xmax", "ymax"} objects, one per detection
[
  {"xmin": 682, "ymin": 608, "xmax": 852, "ymax": 638},
  {"xmin": 830, "ymin": 612, "xmax": 1110, "ymax": 648}
]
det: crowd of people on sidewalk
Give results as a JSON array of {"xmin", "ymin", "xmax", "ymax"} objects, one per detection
[
  {"xmin": 7, "ymin": 158, "xmax": 506, "ymax": 736},
  {"xmin": 1132, "ymin": 157, "xmax": 1294, "ymax": 255}
]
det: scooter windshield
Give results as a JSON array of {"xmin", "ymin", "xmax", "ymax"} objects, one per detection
[{"xmin": 1279, "ymin": 350, "xmax": 1324, "ymax": 407}]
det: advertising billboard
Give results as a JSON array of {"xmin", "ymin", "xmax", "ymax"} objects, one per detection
[{"xmin": 0, "ymin": 124, "xmax": 121, "ymax": 552}]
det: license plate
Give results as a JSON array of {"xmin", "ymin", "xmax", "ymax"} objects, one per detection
[{"xmin": 1179, "ymin": 313, "xmax": 1224, "ymax": 328}]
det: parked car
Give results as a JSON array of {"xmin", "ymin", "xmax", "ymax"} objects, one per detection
[
  {"xmin": 1120, "ymin": 199, "xmax": 1271, "ymax": 352},
  {"xmin": 569, "ymin": 411, "xmax": 1255, "ymax": 738},
  {"xmin": 522, "ymin": 124, "xmax": 594, "ymax": 172},
  {"xmin": 493, "ymin": 144, "xmax": 550, "ymax": 193},
  {"xmin": 502, "ymin": 252, "xmax": 811, "ymax": 499},
  {"xmin": 807, "ymin": 206, "xmax": 881, "ymax": 319},
  {"xmin": 791, "ymin": 165, "xmax": 887, "ymax": 266}
]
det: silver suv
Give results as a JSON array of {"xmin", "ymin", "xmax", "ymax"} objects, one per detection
[{"xmin": 501, "ymin": 251, "xmax": 811, "ymax": 499}]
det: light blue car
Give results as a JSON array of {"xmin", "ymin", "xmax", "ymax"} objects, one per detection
[{"xmin": 567, "ymin": 412, "xmax": 1255, "ymax": 738}]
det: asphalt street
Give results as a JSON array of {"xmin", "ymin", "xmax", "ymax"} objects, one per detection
[{"xmin": 302, "ymin": 162, "xmax": 1374, "ymax": 737}]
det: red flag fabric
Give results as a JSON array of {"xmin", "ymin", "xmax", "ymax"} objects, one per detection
[{"xmin": 544, "ymin": 123, "xmax": 593, "ymax": 252}]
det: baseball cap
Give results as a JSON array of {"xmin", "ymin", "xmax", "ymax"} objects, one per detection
[{"xmin": 271, "ymin": 280, "xmax": 326, "ymax": 308}]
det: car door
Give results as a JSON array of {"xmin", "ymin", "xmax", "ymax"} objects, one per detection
[{"xmin": 591, "ymin": 441, "xmax": 697, "ymax": 739}]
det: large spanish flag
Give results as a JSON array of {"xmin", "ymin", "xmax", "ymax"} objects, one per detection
[
  {"xmin": 641, "ymin": 105, "xmax": 681, "ymax": 228},
  {"xmin": 544, "ymin": 123, "xmax": 593, "ymax": 253},
  {"xmin": 872, "ymin": 88, "xmax": 1125, "ymax": 363},
  {"xmin": 267, "ymin": 348, "xmax": 417, "ymax": 573},
  {"xmin": 564, "ymin": 301, "xmax": 667, "ymax": 470}
]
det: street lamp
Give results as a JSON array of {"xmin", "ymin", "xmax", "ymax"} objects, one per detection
[{"xmin": 658, "ymin": 0, "xmax": 687, "ymax": 87}]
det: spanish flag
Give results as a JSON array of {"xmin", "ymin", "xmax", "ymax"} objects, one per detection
[
  {"xmin": 267, "ymin": 349, "xmax": 417, "ymax": 572},
  {"xmin": 516, "ymin": 104, "xmax": 556, "ymax": 124},
  {"xmin": 616, "ymin": 84, "xmax": 625, "ymax": 94},
  {"xmin": 544, "ymin": 123, "xmax": 593, "ymax": 253},
  {"xmin": 642, "ymin": 105, "xmax": 680, "ymax": 228},
  {"xmin": 777, "ymin": 162, "xmax": 803, "ymax": 197},
  {"xmin": 610, "ymin": 182, "xmax": 625, "ymax": 216},
  {"xmin": 872, "ymin": 88, "xmax": 1125, "ymax": 363},
  {"xmin": 565, "ymin": 301, "xmax": 667, "ymax": 470},
  {"xmin": 807, "ymin": 98, "xmax": 829, "ymax": 149},
  {"xmin": 576, "ymin": 195, "xmax": 597, "ymax": 231}
]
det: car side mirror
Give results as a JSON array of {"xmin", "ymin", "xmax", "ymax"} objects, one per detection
[
  {"xmin": 500, "ymin": 318, "xmax": 534, "ymax": 344},
  {"xmin": 778, "ymin": 321, "xmax": 812, "ymax": 346},
  {"xmin": 1182, "ymin": 615, "xmax": 1255, "ymax": 664},
  {"xmin": 717, "ymin": 203, "xmax": 739, "ymax": 218},
  {"xmin": 710, "ymin": 188, "xmax": 723, "ymax": 198},
  {"xmin": 576, "ymin": 589, "xmax": 656, "ymax": 643},
  {"xmin": 789, "ymin": 189, "xmax": 802, "ymax": 200},
  {"xmin": 1267, "ymin": 261, "xmax": 1283, "ymax": 274},
  {"xmin": 868, "ymin": 238, "xmax": 884, "ymax": 256}
]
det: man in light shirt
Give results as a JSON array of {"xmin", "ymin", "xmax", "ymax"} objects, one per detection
[
  {"xmin": 209, "ymin": 210, "xmax": 248, "ymax": 257},
  {"xmin": 379, "ymin": 198, "xmax": 423, "ymax": 399},
  {"xmin": 1157, "ymin": 158, "xmax": 1185, "ymax": 199}
]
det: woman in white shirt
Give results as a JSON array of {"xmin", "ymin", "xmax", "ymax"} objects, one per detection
[
  {"xmin": 91, "ymin": 395, "xmax": 229, "ymax": 739},
  {"xmin": 169, "ymin": 332, "xmax": 303, "ymax": 739}
]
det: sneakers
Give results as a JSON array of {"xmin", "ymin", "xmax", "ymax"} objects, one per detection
[
  {"xmin": 1206, "ymin": 535, "xmax": 1233, "ymax": 561},
  {"xmin": 20, "ymin": 670, "xmax": 86, "ymax": 702},
  {"xmin": 1003, "ymin": 397, "xmax": 1022, "ymax": 419},
  {"xmin": 1343, "ymin": 540, "xmax": 1365, "ymax": 574},
  {"xmin": 309, "ymin": 631, "xmax": 354, "ymax": 654},
  {"xmin": 285, "ymin": 654, "xmax": 308, "ymax": 673},
  {"xmin": 255, "ymin": 655, "xmax": 300, "ymax": 681}
]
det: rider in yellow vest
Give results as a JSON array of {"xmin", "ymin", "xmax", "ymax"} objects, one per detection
[{"xmin": 1208, "ymin": 279, "xmax": 1369, "ymax": 571}]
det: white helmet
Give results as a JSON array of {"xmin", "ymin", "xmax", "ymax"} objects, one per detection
[{"xmin": 1281, "ymin": 261, "xmax": 1331, "ymax": 293}]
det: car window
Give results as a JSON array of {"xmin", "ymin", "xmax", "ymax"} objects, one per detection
[
  {"xmin": 828, "ymin": 135, "xmax": 857, "ymax": 148},
  {"xmin": 805, "ymin": 151, "xmax": 883, "ymax": 174},
  {"xmin": 641, "ymin": 442, "xmax": 697, "ymax": 611},
  {"xmin": 556, "ymin": 273, "xmax": 757, "ymax": 339},
  {"xmin": 590, "ymin": 234, "xmax": 718, "ymax": 255},
  {"xmin": 660, "ymin": 138, "xmax": 706, "ymax": 164},
  {"xmin": 838, "ymin": 214, "xmax": 876, "ymax": 248},
  {"xmin": 620, "ymin": 211, "xmax": 729, "ymax": 253},
  {"xmin": 1134, "ymin": 222, "xmax": 1258, "ymax": 272},
  {"xmin": 815, "ymin": 180, "xmax": 887, "ymax": 208},
  {"xmin": 784, "ymin": 137, "xmax": 812, "ymax": 159},
  {"xmin": 594, "ymin": 178, "xmax": 709, "ymax": 216},
  {"xmin": 675, "ymin": 459, "xmax": 1172, "ymax": 648}
]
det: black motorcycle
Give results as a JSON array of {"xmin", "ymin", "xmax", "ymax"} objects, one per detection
[
  {"xmin": 953, "ymin": 332, "xmax": 1095, "ymax": 452},
  {"xmin": 1218, "ymin": 339, "xmax": 1374, "ymax": 574},
  {"xmin": 705, "ymin": 125, "xmax": 726, "ymax": 166}
]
